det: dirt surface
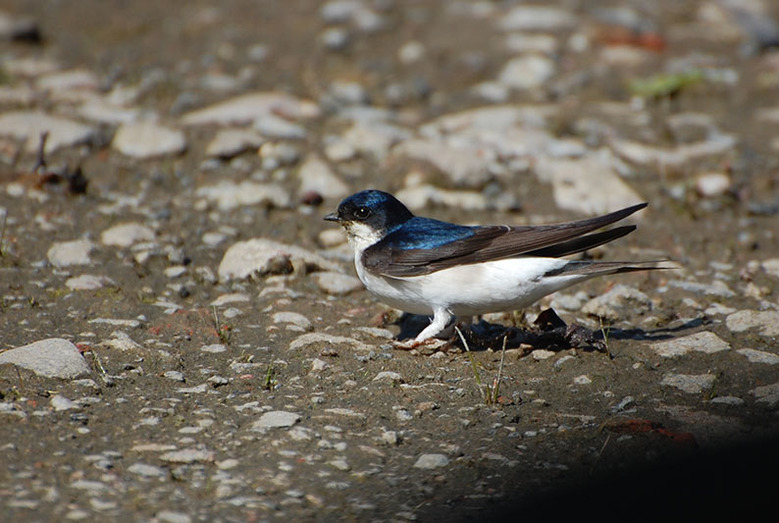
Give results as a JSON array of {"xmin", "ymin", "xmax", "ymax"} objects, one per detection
[{"xmin": 2, "ymin": 1, "xmax": 779, "ymax": 521}]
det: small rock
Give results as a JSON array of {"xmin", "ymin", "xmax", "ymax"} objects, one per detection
[
  {"xmin": 180, "ymin": 91, "xmax": 320, "ymax": 126},
  {"xmin": 498, "ymin": 55, "xmax": 556, "ymax": 90},
  {"xmin": 196, "ymin": 182, "xmax": 291, "ymax": 211},
  {"xmin": 0, "ymin": 111, "xmax": 95, "ymax": 154},
  {"xmin": 581, "ymin": 284, "xmax": 652, "ymax": 321},
  {"xmin": 311, "ymin": 271, "xmax": 363, "ymax": 295},
  {"xmin": 112, "ymin": 121, "xmax": 187, "ymax": 159},
  {"xmin": 159, "ymin": 448, "xmax": 215, "ymax": 464},
  {"xmin": 50, "ymin": 395, "xmax": 76, "ymax": 411},
  {"xmin": 288, "ymin": 333, "xmax": 371, "ymax": 352},
  {"xmin": 499, "ymin": 6, "xmax": 576, "ymax": 31},
  {"xmin": 751, "ymin": 382, "xmax": 779, "ymax": 407},
  {"xmin": 651, "ymin": 331, "xmax": 730, "ymax": 358},
  {"xmin": 0, "ymin": 338, "xmax": 90, "ymax": 379},
  {"xmin": 413, "ymin": 453, "xmax": 449, "ymax": 469},
  {"xmin": 297, "ymin": 155, "xmax": 349, "ymax": 199},
  {"xmin": 272, "ymin": 312, "xmax": 312, "ymax": 330},
  {"xmin": 373, "ymin": 371, "xmax": 404, "ymax": 384},
  {"xmin": 127, "ymin": 463, "xmax": 166, "ymax": 478},
  {"xmin": 65, "ymin": 274, "xmax": 115, "ymax": 290},
  {"xmin": 100, "ymin": 223, "xmax": 155, "ymax": 248},
  {"xmin": 47, "ymin": 239, "xmax": 94, "ymax": 267},
  {"xmin": 736, "ymin": 349, "xmax": 779, "ymax": 365},
  {"xmin": 726, "ymin": 310, "xmax": 779, "ymax": 337},
  {"xmin": 205, "ymin": 128, "xmax": 265, "ymax": 158},
  {"xmin": 660, "ymin": 373, "xmax": 716, "ymax": 394},
  {"xmin": 218, "ymin": 238, "xmax": 340, "ymax": 280},
  {"xmin": 695, "ymin": 172, "xmax": 731, "ymax": 197},
  {"xmin": 251, "ymin": 411, "xmax": 301, "ymax": 430}
]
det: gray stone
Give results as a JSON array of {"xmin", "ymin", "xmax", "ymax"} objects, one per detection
[
  {"xmin": 288, "ymin": 333, "xmax": 371, "ymax": 352},
  {"xmin": 373, "ymin": 371, "xmax": 404, "ymax": 384},
  {"xmin": 392, "ymin": 138, "xmax": 494, "ymax": 188},
  {"xmin": 218, "ymin": 238, "xmax": 340, "ymax": 280},
  {"xmin": 272, "ymin": 312, "xmax": 312, "ymax": 330},
  {"xmin": 736, "ymin": 348, "xmax": 779, "ymax": 365},
  {"xmin": 0, "ymin": 111, "xmax": 95, "ymax": 154},
  {"xmin": 0, "ymin": 338, "xmax": 90, "ymax": 379},
  {"xmin": 100, "ymin": 223, "xmax": 155, "ymax": 248},
  {"xmin": 50, "ymin": 394, "xmax": 76, "ymax": 411},
  {"xmin": 180, "ymin": 92, "xmax": 320, "ymax": 126},
  {"xmin": 413, "ymin": 453, "xmax": 450, "ymax": 469},
  {"xmin": 660, "ymin": 373, "xmax": 716, "ymax": 394},
  {"xmin": 726, "ymin": 310, "xmax": 779, "ymax": 337},
  {"xmin": 65, "ymin": 274, "xmax": 115, "ymax": 290},
  {"xmin": 581, "ymin": 284, "xmax": 652, "ymax": 321},
  {"xmin": 751, "ymin": 382, "xmax": 779, "ymax": 407},
  {"xmin": 297, "ymin": 155, "xmax": 349, "ymax": 199},
  {"xmin": 311, "ymin": 271, "xmax": 363, "ymax": 295},
  {"xmin": 159, "ymin": 448, "xmax": 215, "ymax": 463},
  {"xmin": 195, "ymin": 181, "xmax": 291, "ymax": 211},
  {"xmin": 498, "ymin": 55, "xmax": 556, "ymax": 90},
  {"xmin": 498, "ymin": 6, "xmax": 576, "ymax": 31},
  {"xmin": 112, "ymin": 121, "xmax": 187, "ymax": 159},
  {"xmin": 534, "ymin": 151, "xmax": 645, "ymax": 216},
  {"xmin": 127, "ymin": 463, "xmax": 167, "ymax": 478},
  {"xmin": 205, "ymin": 128, "xmax": 265, "ymax": 158},
  {"xmin": 251, "ymin": 411, "xmax": 301, "ymax": 430},
  {"xmin": 47, "ymin": 239, "xmax": 94, "ymax": 268},
  {"xmin": 651, "ymin": 331, "xmax": 730, "ymax": 358}
]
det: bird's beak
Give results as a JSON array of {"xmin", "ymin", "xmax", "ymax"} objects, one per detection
[{"xmin": 324, "ymin": 213, "xmax": 340, "ymax": 222}]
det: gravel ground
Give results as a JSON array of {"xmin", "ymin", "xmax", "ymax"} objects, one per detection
[{"xmin": 2, "ymin": 1, "xmax": 779, "ymax": 521}]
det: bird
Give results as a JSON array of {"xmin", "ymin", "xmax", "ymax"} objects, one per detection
[{"xmin": 324, "ymin": 189, "xmax": 659, "ymax": 346}]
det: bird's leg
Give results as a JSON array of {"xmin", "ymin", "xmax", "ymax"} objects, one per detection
[
  {"xmin": 393, "ymin": 308, "xmax": 453, "ymax": 351},
  {"xmin": 415, "ymin": 308, "xmax": 454, "ymax": 341}
]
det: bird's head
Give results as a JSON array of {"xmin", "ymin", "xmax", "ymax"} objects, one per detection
[{"xmin": 324, "ymin": 190, "xmax": 414, "ymax": 248}]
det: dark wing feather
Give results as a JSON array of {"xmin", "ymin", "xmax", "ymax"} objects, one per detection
[{"xmin": 364, "ymin": 203, "xmax": 647, "ymax": 278}]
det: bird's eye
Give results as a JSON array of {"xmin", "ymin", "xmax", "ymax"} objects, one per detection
[{"xmin": 354, "ymin": 207, "xmax": 371, "ymax": 220}]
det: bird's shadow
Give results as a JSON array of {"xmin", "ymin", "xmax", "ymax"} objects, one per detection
[{"xmin": 393, "ymin": 309, "xmax": 706, "ymax": 355}]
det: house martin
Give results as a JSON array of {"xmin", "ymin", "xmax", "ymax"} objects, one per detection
[{"xmin": 325, "ymin": 190, "xmax": 658, "ymax": 345}]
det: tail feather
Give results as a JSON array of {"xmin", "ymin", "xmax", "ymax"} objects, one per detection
[{"xmin": 544, "ymin": 260, "xmax": 670, "ymax": 278}]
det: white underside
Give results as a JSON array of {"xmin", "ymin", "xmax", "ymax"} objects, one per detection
[{"xmin": 345, "ymin": 223, "xmax": 602, "ymax": 341}]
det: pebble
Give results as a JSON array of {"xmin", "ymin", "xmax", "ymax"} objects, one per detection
[
  {"xmin": 47, "ymin": 239, "xmax": 94, "ymax": 267},
  {"xmin": 50, "ymin": 395, "xmax": 76, "ymax": 411},
  {"xmin": 311, "ymin": 271, "xmax": 363, "ymax": 295},
  {"xmin": 0, "ymin": 110, "xmax": 96, "ymax": 154},
  {"xmin": 288, "ymin": 333, "xmax": 372, "ymax": 352},
  {"xmin": 159, "ymin": 448, "xmax": 215, "ymax": 463},
  {"xmin": 205, "ymin": 128, "xmax": 265, "ymax": 158},
  {"xmin": 251, "ymin": 411, "xmax": 301, "ymax": 430},
  {"xmin": 751, "ymin": 382, "xmax": 779, "ymax": 407},
  {"xmin": 581, "ymin": 284, "xmax": 652, "ymax": 321},
  {"xmin": 725, "ymin": 310, "xmax": 779, "ymax": 337},
  {"xmin": 695, "ymin": 172, "xmax": 731, "ymax": 197},
  {"xmin": 498, "ymin": 6, "xmax": 576, "ymax": 31},
  {"xmin": 736, "ymin": 349, "xmax": 779, "ymax": 365},
  {"xmin": 297, "ymin": 155, "xmax": 349, "ymax": 199},
  {"xmin": 395, "ymin": 184, "xmax": 490, "ymax": 211},
  {"xmin": 413, "ymin": 453, "xmax": 450, "ymax": 469},
  {"xmin": 392, "ymin": 139, "xmax": 494, "ymax": 188},
  {"xmin": 498, "ymin": 55, "xmax": 556, "ymax": 90},
  {"xmin": 218, "ymin": 238, "xmax": 340, "ymax": 280},
  {"xmin": 534, "ymin": 152, "xmax": 645, "ymax": 216},
  {"xmin": 65, "ymin": 274, "xmax": 115, "ymax": 290},
  {"xmin": 127, "ymin": 463, "xmax": 166, "ymax": 477},
  {"xmin": 112, "ymin": 121, "xmax": 187, "ymax": 159},
  {"xmin": 195, "ymin": 181, "xmax": 291, "ymax": 211},
  {"xmin": 0, "ymin": 338, "xmax": 90, "ymax": 379},
  {"xmin": 660, "ymin": 373, "xmax": 717, "ymax": 394},
  {"xmin": 180, "ymin": 91, "xmax": 320, "ymax": 126},
  {"xmin": 373, "ymin": 371, "xmax": 404, "ymax": 384},
  {"xmin": 100, "ymin": 223, "xmax": 155, "ymax": 248},
  {"xmin": 272, "ymin": 311, "xmax": 313, "ymax": 331},
  {"xmin": 651, "ymin": 331, "xmax": 730, "ymax": 358}
]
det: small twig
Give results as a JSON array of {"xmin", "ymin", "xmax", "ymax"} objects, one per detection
[
  {"xmin": 490, "ymin": 335, "xmax": 508, "ymax": 403},
  {"xmin": 456, "ymin": 326, "xmax": 486, "ymax": 402},
  {"xmin": 33, "ymin": 131, "xmax": 49, "ymax": 174}
]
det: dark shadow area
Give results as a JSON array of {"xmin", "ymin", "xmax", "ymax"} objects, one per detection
[
  {"xmin": 480, "ymin": 434, "xmax": 779, "ymax": 521},
  {"xmin": 393, "ymin": 309, "xmax": 706, "ymax": 353}
]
